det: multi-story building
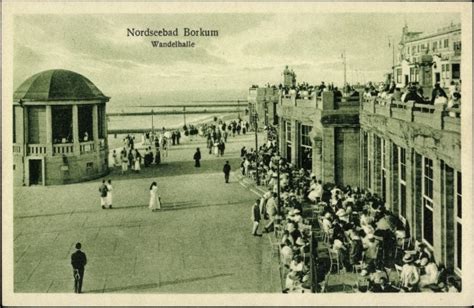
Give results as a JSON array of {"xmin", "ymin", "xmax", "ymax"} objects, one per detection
[
  {"xmin": 361, "ymin": 96, "xmax": 461, "ymax": 277},
  {"xmin": 394, "ymin": 23, "xmax": 461, "ymax": 95},
  {"xmin": 247, "ymin": 86, "xmax": 279, "ymax": 128},
  {"xmin": 257, "ymin": 62, "xmax": 462, "ymax": 279}
]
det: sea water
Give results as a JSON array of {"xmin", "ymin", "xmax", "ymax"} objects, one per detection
[{"xmin": 107, "ymin": 89, "xmax": 246, "ymax": 131}]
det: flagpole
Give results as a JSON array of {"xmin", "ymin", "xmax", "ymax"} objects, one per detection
[{"xmin": 343, "ymin": 50, "xmax": 347, "ymax": 86}]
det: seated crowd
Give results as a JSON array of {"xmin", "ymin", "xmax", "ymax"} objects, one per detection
[{"xmin": 242, "ymin": 130, "xmax": 461, "ymax": 293}]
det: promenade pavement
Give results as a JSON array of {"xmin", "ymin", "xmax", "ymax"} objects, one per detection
[{"xmin": 13, "ymin": 132, "xmax": 281, "ymax": 293}]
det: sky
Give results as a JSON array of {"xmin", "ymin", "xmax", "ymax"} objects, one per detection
[{"xmin": 14, "ymin": 13, "xmax": 460, "ymax": 95}]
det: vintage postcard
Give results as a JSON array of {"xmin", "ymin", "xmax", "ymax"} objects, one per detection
[{"xmin": 2, "ymin": 1, "xmax": 472, "ymax": 306}]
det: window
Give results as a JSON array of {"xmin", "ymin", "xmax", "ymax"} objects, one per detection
[
  {"xmin": 455, "ymin": 171, "xmax": 462, "ymax": 271},
  {"xmin": 453, "ymin": 41, "xmax": 461, "ymax": 52},
  {"xmin": 444, "ymin": 38, "xmax": 449, "ymax": 48},
  {"xmin": 285, "ymin": 121, "xmax": 292, "ymax": 162},
  {"xmin": 396, "ymin": 68, "xmax": 402, "ymax": 83},
  {"xmin": 422, "ymin": 157, "xmax": 434, "ymax": 246},
  {"xmin": 300, "ymin": 124, "xmax": 312, "ymax": 170},
  {"xmin": 285, "ymin": 121, "xmax": 292, "ymax": 143},
  {"xmin": 398, "ymin": 147, "xmax": 407, "ymax": 218},
  {"xmin": 363, "ymin": 132, "xmax": 369, "ymax": 188},
  {"xmin": 433, "ymin": 41, "xmax": 438, "ymax": 50},
  {"xmin": 452, "ymin": 63, "xmax": 460, "ymax": 79},
  {"xmin": 412, "ymin": 46, "xmax": 416, "ymax": 54}
]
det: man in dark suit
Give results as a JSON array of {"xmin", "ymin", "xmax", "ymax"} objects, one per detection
[
  {"xmin": 251, "ymin": 199, "xmax": 262, "ymax": 236},
  {"xmin": 71, "ymin": 242, "xmax": 87, "ymax": 293},
  {"xmin": 193, "ymin": 147, "xmax": 201, "ymax": 167},
  {"xmin": 223, "ymin": 161, "xmax": 231, "ymax": 183}
]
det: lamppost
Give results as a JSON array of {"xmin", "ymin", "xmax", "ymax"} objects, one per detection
[
  {"xmin": 253, "ymin": 111, "xmax": 260, "ymax": 185},
  {"xmin": 273, "ymin": 153, "xmax": 282, "ymax": 215}
]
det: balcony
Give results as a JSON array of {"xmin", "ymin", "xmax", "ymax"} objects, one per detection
[
  {"xmin": 80, "ymin": 141, "xmax": 95, "ymax": 154},
  {"xmin": 362, "ymin": 97, "xmax": 460, "ymax": 133},
  {"xmin": 27, "ymin": 144, "xmax": 47, "ymax": 156},
  {"xmin": 53, "ymin": 143, "xmax": 74, "ymax": 155},
  {"xmin": 15, "ymin": 140, "xmax": 106, "ymax": 157}
]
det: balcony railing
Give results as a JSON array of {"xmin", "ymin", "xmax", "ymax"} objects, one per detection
[
  {"xmin": 80, "ymin": 141, "xmax": 95, "ymax": 154},
  {"xmin": 362, "ymin": 97, "xmax": 460, "ymax": 132},
  {"xmin": 13, "ymin": 144, "xmax": 22, "ymax": 154},
  {"xmin": 53, "ymin": 143, "xmax": 74, "ymax": 155},
  {"xmin": 16, "ymin": 140, "xmax": 105, "ymax": 156},
  {"xmin": 28, "ymin": 144, "xmax": 47, "ymax": 156}
]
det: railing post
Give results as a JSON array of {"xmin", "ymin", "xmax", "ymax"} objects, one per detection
[
  {"xmin": 406, "ymin": 101, "xmax": 415, "ymax": 122},
  {"xmin": 321, "ymin": 91, "xmax": 335, "ymax": 110},
  {"xmin": 92, "ymin": 104, "xmax": 99, "ymax": 152},
  {"xmin": 433, "ymin": 103, "xmax": 445, "ymax": 130},
  {"xmin": 369, "ymin": 97, "xmax": 375, "ymax": 113},
  {"xmin": 45, "ymin": 105, "xmax": 53, "ymax": 155},
  {"xmin": 72, "ymin": 104, "xmax": 80, "ymax": 155}
]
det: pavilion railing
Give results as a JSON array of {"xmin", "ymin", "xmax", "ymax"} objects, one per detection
[
  {"xmin": 80, "ymin": 141, "xmax": 95, "ymax": 154},
  {"xmin": 28, "ymin": 144, "xmax": 47, "ymax": 156},
  {"xmin": 53, "ymin": 143, "xmax": 74, "ymax": 155},
  {"xmin": 13, "ymin": 144, "xmax": 22, "ymax": 154}
]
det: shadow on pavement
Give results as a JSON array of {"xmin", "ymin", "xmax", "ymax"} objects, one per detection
[{"xmin": 86, "ymin": 273, "xmax": 234, "ymax": 293}]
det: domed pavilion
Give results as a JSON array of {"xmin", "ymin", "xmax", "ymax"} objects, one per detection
[{"xmin": 13, "ymin": 69, "xmax": 110, "ymax": 185}]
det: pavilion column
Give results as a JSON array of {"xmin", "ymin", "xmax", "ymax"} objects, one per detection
[
  {"xmin": 72, "ymin": 104, "xmax": 80, "ymax": 154},
  {"xmin": 45, "ymin": 105, "xmax": 53, "ymax": 155},
  {"xmin": 104, "ymin": 105, "xmax": 108, "ymax": 147},
  {"xmin": 92, "ymin": 104, "xmax": 99, "ymax": 150}
]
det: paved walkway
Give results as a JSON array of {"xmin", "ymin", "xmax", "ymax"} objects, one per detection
[{"xmin": 13, "ymin": 132, "xmax": 281, "ymax": 293}]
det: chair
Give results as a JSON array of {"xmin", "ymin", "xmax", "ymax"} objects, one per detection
[
  {"xmin": 353, "ymin": 261, "xmax": 365, "ymax": 274},
  {"xmin": 395, "ymin": 237, "xmax": 411, "ymax": 259},
  {"xmin": 328, "ymin": 248, "xmax": 343, "ymax": 274},
  {"xmin": 319, "ymin": 272, "xmax": 331, "ymax": 293},
  {"xmin": 394, "ymin": 264, "xmax": 403, "ymax": 287}
]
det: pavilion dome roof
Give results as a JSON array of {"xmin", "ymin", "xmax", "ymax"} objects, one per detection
[{"xmin": 14, "ymin": 69, "xmax": 109, "ymax": 102}]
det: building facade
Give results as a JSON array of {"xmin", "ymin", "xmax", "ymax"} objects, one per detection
[
  {"xmin": 254, "ymin": 63, "xmax": 461, "ymax": 278},
  {"xmin": 247, "ymin": 86, "xmax": 279, "ymax": 128},
  {"xmin": 394, "ymin": 23, "xmax": 461, "ymax": 94},
  {"xmin": 13, "ymin": 69, "xmax": 110, "ymax": 186},
  {"xmin": 277, "ymin": 91, "xmax": 361, "ymax": 187},
  {"xmin": 360, "ymin": 97, "xmax": 461, "ymax": 277}
]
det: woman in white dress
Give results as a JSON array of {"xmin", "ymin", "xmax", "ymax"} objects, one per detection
[
  {"xmin": 149, "ymin": 182, "xmax": 161, "ymax": 211},
  {"xmin": 106, "ymin": 180, "xmax": 113, "ymax": 209},
  {"xmin": 134, "ymin": 149, "xmax": 141, "ymax": 172}
]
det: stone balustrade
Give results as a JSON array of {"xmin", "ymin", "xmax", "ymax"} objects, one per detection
[{"xmin": 362, "ymin": 97, "xmax": 460, "ymax": 133}]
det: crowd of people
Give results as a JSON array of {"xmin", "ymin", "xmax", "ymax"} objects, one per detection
[
  {"xmin": 112, "ymin": 131, "xmax": 172, "ymax": 174},
  {"xmin": 362, "ymin": 80, "xmax": 461, "ymax": 116},
  {"xmin": 242, "ymin": 128, "xmax": 461, "ymax": 293}
]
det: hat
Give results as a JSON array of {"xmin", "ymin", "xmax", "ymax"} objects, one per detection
[
  {"xmin": 324, "ymin": 212, "xmax": 332, "ymax": 219},
  {"xmin": 296, "ymin": 237, "xmax": 305, "ymax": 246},
  {"xmin": 403, "ymin": 253, "xmax": 414, "ymax": 263},
  {"xmin": 360, "ymin": 269, "xmax": 369, "ymax": 277},
  {"xmin": 293, "ymin": 209, "xmax": 301, "ymax": 214}
]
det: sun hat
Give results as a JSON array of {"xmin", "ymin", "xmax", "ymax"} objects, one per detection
[
  {"xmin": 296, "ymin": 237, "xmax": 305, "ymax": 246},
  {"xmin": 403, "ymin": 253, "xmax": 414, "ymax": 263}
]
